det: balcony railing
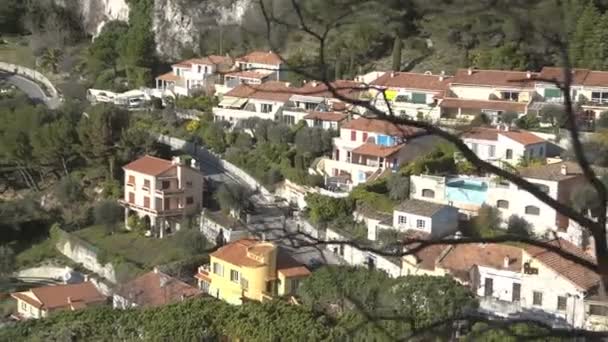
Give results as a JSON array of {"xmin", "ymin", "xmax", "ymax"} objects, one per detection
[
  {"xmin": 118, "ymin": 199, "xmax": 186, "ymax": 216},
  {"xmin": 155, "ymin": 188, "xmax": 184, "ymax": 196}
]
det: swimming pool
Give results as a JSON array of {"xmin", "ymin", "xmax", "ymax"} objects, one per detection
[{"xmin": 445, "ymin": 178, "xmax": 488, "ymax": 205}]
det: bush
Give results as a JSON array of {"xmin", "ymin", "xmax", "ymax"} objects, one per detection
[
  {"xmin": 597, "ymin": 111, "xmax": 608, "ymax": 130},
  {"xmin": 305, "ymin": 193, "xmax": 354, "ymax": 224},
  {"xmin": 507, "ymin": 215, "xmax": 532, "ymax": 237},
  {"xmin": 93, "ymin": 200, "xmax": 123, "ymax": 234},
  {"xmin": 173, "ymin": 229, "xmax": 209, "ymax": 256}
]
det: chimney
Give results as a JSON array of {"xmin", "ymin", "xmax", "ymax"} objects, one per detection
[
  {"xmin": 84, "ymin": 274, "xmax": 89, "ymax": 282},
  {"xmin": 467, "ymin": 68, "xmax": 473, "ymax": 76},
  {"xmin": 67, "ymin": 296, "xmax": 72, "ymax": 304},
  {"xmin": 561, "ymin": 164, "xmax": 568, "ymax": 176},
  {"xmin": 261, "ymin": 233, "xmax": 266, "ymax": 242},
  {"xmin": 503, "ymin": 256, "xmax": 510, "ymax": 268},
  {"xmin": 439, "ymin": 75, "xmax": 444, "ymax": 81},
  {"xmin": 190, "ymin": 158, "xmax": 197, "ymax": 169},
  {"xmin": 526, "ymin": 70, "xmax": 532, "ymax": 79},
  {"xmin": 390, "ymin": 72, "xmax": 395, "ymax": 78},
  {"xmin": 181, "ymin": 294, "xmax": 186, "ymax": 301},
  {"xmin": 311, "ymin": 81, "xmax": 318, "ymax": 87},
  {"xmin": 171, "ymin": 156, "xmax": 181, "ymax": 165},
  {"xmin": 302, "ymin": 80, "xmax": 307, "ymax": 84},
  {"xmin": 153, "ymin": 266, "xmax": 159, "ymax": 274}
]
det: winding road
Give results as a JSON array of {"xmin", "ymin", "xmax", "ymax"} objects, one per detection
[{"xmin": 0, "ymin": 71, "xmax": 60, "ymax": 109}]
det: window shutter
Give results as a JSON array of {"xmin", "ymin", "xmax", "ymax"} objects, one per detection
[{"xmin": 544, "ymin": 88, "xmax": 561, "ymax": 99}]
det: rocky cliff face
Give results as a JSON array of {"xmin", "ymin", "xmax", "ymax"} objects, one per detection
[
  {"xmin": 62, "ymin": 0, "xmax": 250, "ymax": 61},
  {"xmin": 153, "ymin": 0, "xmax": 250, "ymax": 60}
]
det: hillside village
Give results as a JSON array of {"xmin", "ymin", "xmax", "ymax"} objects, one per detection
[{"xmin": 3, "ymin": 0, "xmax": 608, "ymax": 340}]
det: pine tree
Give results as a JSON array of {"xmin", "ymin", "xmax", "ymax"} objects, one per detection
[
  {"xmin": 592, "ymin": 13, "xmax": 608, "ymax": 70},
  {"xmin": 570, "ymin": 2, "xmax": 600, "ymax": 67}
]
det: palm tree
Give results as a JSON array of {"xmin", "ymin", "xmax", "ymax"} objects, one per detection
[{"xmin": 39, "ymin": 48, "xmax": 63, "ymax": 74}]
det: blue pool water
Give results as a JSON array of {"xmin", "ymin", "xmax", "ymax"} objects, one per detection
[{"xmin": 445, "ymin": 179, "xmax": 488, "ymax": 205}]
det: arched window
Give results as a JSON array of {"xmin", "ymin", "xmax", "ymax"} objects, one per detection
[
  {"xmin": 497, "ymin": 200, "xmax": 509, "ymax": 209},
  {"xmin": 422, "ymin": 189, "xmax": 435, "ymax": 198},
  {"xmin": 525, "ymin": 205, "xmax": 540, "ymax": 216}
]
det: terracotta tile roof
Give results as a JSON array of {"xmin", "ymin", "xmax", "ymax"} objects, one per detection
[
  {"xmin": 500, "ymin": 130, "xmax": 546, "ymax": 145},
  {"xmin": 297, "ymin": 80, "xmax": 364, "ymax": 100},
  {"xmin": 371, "ymin": 71, "xmax": 450, "ymax": 91},
  {"xmin": 123, "ymin": 155, "xmax": 175, "ymax": 176},
  {"xmin": 211, "ymin": 239, "xmax": 265, "ymax": 267},
  {"xmin": 402, "ymin": 230, "xmax": 450, "ymax": 271},
  {"xmin": 462, "ymin": 127, "xmax": 545, "ymax": 146},
  {"xmin": 462, "ymin": 127, "xmax": 499, "ymax": 141},
  {"xmin": 11, "ymin": 292, "xmax": 43, "ymax": 308},
  {"xmin": 236, "ymin": 51, "xmax": 283, "ymax": 66},
  {"xmin": 12, "ymin": 282, "xmax": 106, "ymax": 310},
  {"xmin": 224, "ymin": 70, "xmax": 271, "ymax": 79},
  {"xmin": 451, "ymin": 69, "xmax": 537, "ymax": 88},
  {"xmin": 224, "ymin": 81, "xmax": 294, "ymax": 102},
  {"xmin": 438, "ymin": 244, "xmax": 523, "ymax": 282},
  {"xmin": 156, "ymin": 72, "xmax": 182, "ymax": 82},
  {"xmin": 581, "ymin": 71, "xmax": 608, "ymax": 87},
  {"xmin": 172, "ymin": 55, "xmax": 233, "ymax": 68},
  {"xmin": 117, "ymin": 271, "xmax": 202, "ymax": 307},
  {"xmin": 341, "ymin": 117, "xmax": 422, "ymax": 137},
  {"xmin": 303, "ymin": 111, "xmax": 348, "ymax": 122},
  {"xmin": 537, "ymin": 67, "xmax": 591, "ymax": 85},
  {"xmin": 396, "ymin": 199, "xmax": 450, "ymax": 217},
  {"xmin": 524, "ymin": 238, "xmax": 599, "ymax": 290},
  {"xmin": 439, "ymin": 97, "xmax": 527, "ymax": 113},
  {"xmin": 517, "ymin": 161, "xmax": 584, "ymax": 182},
  {"xmin": 352, "ymin": 142, "xmax": 404, "ymax": 158},
  {"xmin": 276, "ymin": 249, "xmax": 311, "ymax": 278}
]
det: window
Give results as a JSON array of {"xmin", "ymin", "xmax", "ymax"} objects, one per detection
[
  {"xmin": 230, "ymin": 269, "xmax": 240, "ymax": 283},
  {"xmin": 484, "ymin": 278, "xmax": 494, "ymax": 297},
  {"xmin": 197, "ymin": 65, "xmax": 202, "ymax": 73},
  {"xmin": 411, "ymin": 92, "xmax": 427, "ymax": 104},
  {"xmin": 525, "ymin": 205, "xmax": 540, "ymax": 216},
  {"xmin": 557, "ymin": 296, "xmax": 567, "ymax": 311},
  {"xmin": 143, "ymin": 196, "xmax": 150, "ymax": 208},
  {"xmin": 186, "ymin": 196, "xmax": 194, "ymax": 205},
  {"xmin": 362, "ymin": 132, "xmax": 368, "ymax": 142},
  {"xmin": 21, "ymin": 302, "xmax": 26, "ymax": 311},
  {"xmin": 128, "ymin": 175, "xmax": 135, "ymax": 185},
  {"xmin": 591, "ymin": 91, "xmax": 608, "ymax": 104},
  {"xmin": 398, "ymin": 215, "xmax": 407, "ymax": 224},
  {"xmin": 186, "ymin": 181, "xmax": 193, "ymax": 188},
  {"xmin": 512, "ymin": 283, "xmax": 521, "ymax": 302},
  {"xmin": 489, "ymin": 145, "xmax": 496, "ymax": 158},
  {"xmin": 544, "ymin": 88, "xmax": 561, "ymax": 100},
  {"xmin": 501, "ymin": 91, "xmax": 519, "ymax": 101},
  {"xmin": 213, "ymin": 262, "xmax": 224, "ymax": 276},
  {"xmin": 291, "ymin": 279, "xmax": 301, "ymax": 293},
  {"xmin": 539, "ymin": 146, "xmax": 544, "ymax": 156},
  {"xmin": 497, "ymin": 200, "xmax": 509, "ymax": 209},
  {"xmin": 506, "ymin": 149, "xmax": 513, "ymax": 160},
  {"xmin": 162, "ymin": 181, "xmax": 170, "ymax": 189},
  {"xmin": 532, "ymin": 183, "xmax": 550, "ymax": 193},
  {"xmin": 128, "ymin": 192, "xmax": 135, "ymax": 204},
  {"xmin": 589, "ymin": 304, "xmax": 608, "ymax": 316},
  {"xmin": 533, "ymin": 291, "xmax": 543, "ymax": 306},
  {"xmin": 260, "ymin": 103, "xmax": 273, "ymax": 113},
  {"xmin": 422, "ymin": 189, "xmax": 435, "ymax": 198},
  {"xmin": 416, "ymin": 219, "xmax": 426, "ymax": 228},
  {"xmin": 240, "ymin": 277, "xmax": 249, "ymax": 290},
  {"xmin": 350, "ymin": 130, "xmax": 357, "ymax": 141},
  {"xmin": 143, "ymin": 179, "xmax": 151, "ymax": 189},
  {"xmin": 305, "ymin": 102, "xmax": 317, "ymax": 110}
]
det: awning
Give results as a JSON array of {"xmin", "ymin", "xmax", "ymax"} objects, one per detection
[
  {"xmin": 289, "ymin": 94, "xmax": 324, "ymax": 103},
  {"xmin": 218, "ymin": 96, "xmax": 248, "ymax": 108}
]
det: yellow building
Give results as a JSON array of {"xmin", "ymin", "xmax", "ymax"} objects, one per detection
[{"xmin": 195, "ymin": 239, "xmax": 311, "ymax": 304}]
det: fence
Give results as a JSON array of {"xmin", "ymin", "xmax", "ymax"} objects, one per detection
[
  {"xmin": 0, "ymin": 62, "xmax": 60, "ymax": 102},
  {"xmin": 156, "ymin": 134, "xmax": 273, "ymax": 200}
]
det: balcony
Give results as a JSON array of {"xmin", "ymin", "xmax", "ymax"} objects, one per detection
[
  {"xmin": 118, "ymin": 199, "xmax": 186, "ymax": 217},
  {"xmin": 155, "ymin": 188, "xmax": 184, "ymax": 196}
]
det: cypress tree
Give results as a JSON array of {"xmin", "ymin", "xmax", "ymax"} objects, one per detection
[{"xmin": 392, "ymin": 35, "xmax": 403, "ymax": 71}]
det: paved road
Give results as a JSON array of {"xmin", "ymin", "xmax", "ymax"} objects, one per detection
[{"xmin": 0, "ymin": 71, "xmax": 60, "ymax": 108}]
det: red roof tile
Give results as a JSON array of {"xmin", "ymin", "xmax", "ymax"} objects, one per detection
[
  {"xmin": 341, "ymin": 117, "xmax": 421, "ymax": 137},
  {"xmin": 440, "ymin": 97, "xmax": 527, "ymax": 113},
  {"xmin": 211, "ymin": 239, "xmax": 265, "ymax": 267},
  {"xmin": 537, "ymin": 67, "xmax": 591, "ymax": 85},
  {"xmin": 463, "ymin": 127, "xmax": 545, "ymax": 146},
  {"xmin": 352, "ymin": 142, "xmax": 404, "ymax": 158},
  {"xmin": 224, "ymin": 81, "xmax": 294, "ymax": 102},
  {"xmin": 117, "ymin": 271, "xmax": 202, "ymax": 307},
  {"xmin": 123, "ymin": 155, "xmax": 175, "ymax": 176},
  {"xmin": 524, "ymin": 239, "xmax": 599, "ymax": 290},
  {"xmin": 12, "ymin": 282, "xmax": 106, "ymax": 310},
  {"xmin": 462, "ymin": 127, "xmax": 499, "ymax": 141},
  {"xmin": 371, "ymin": 72, "xmax": 450, "ymax": 91},
  {"xmin": 438, "ymin": 244, "xmax": 523, "ymax": 282},
  {"xmin": 451, "ymin": 69, "xmax": 537, "ymax": 88},
  {"xmin": 297, "ymin": 80, "xmax": 364, "ymax": 100},
  {"xmin": 172, "ymin": 55, "xmax": 233, "ymax": 68},
  {"xmin": 156, "ymin": 72, "xmax": 182, "ymax": 82},
  {"xmin": 303, "ymin": 111, "xmax": 348, "ymax": 122},
  {"xmin": 225, "ymin": 70, "xmax": 271, "ymax": 79},
  {"xmin": 236, "ymin": 51, "xmax": 283, "ymax": 66}
]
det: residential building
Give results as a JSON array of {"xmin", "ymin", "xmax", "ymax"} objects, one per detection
[
  {"xmin": 213, "ymin": 81, "xmax": 294, "ymax": 123},
  {"xmin": 392, "ymin": 199, "xmax": 459, "ymax": 237},
  {"xmin": 282, "ymin": 80, "xmax": 363, "ymax": 124},
  {"xmin": 354, "ymin": 206, "xmax": 393, "ymax": 241},
  {"xmin": 120, "ymin": 155, "xmax": 204, "ymax": 238},
  {"xmin": 487, "ymin": 161, "xmax": 585, "ymax": 234},
  {"xmin": 113, "ymin": 268, "xmax": 202, "ymax": 309},
  {"xmin": 200, "ymin": 209, "xmax": 250, "ymax": 244},
  {"xmin": 321, "ymin": 117, "xmax": 436, "ymax": 186},
  {"xmin": 409, "ymin": 174, "xmax": 489, "ymax": 215},
  {"xmin": 235, "ymin": 50, "xmax": 284, "ymax": 81},
  {"xmin": 439, "ymin": 97, "xmax": 528, "ymax": 123},
  {"xmin": 448, "ymin": 68, "xmax": 537, "ymax": 103},
  {"xmin": 195, "ymin": 239, "xmax": 311, "ymax": 304},
  {"xmin": 303, "ymin": 111, "xmax": 348, "ymax": 130},
  {"xmin": 401, "ymin": 239, "xmax": 608, "ymax": 330},
  {"xmin": 155, "ymin": 55, "xmax": 234, "ymax": 96},
  {"xmin": 462, "ymin": 126, "xmax": 548, "ymax": 165},
  {"xmin": 11, "ymin": 282, "xmax": 106, "ymax": 320}
]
